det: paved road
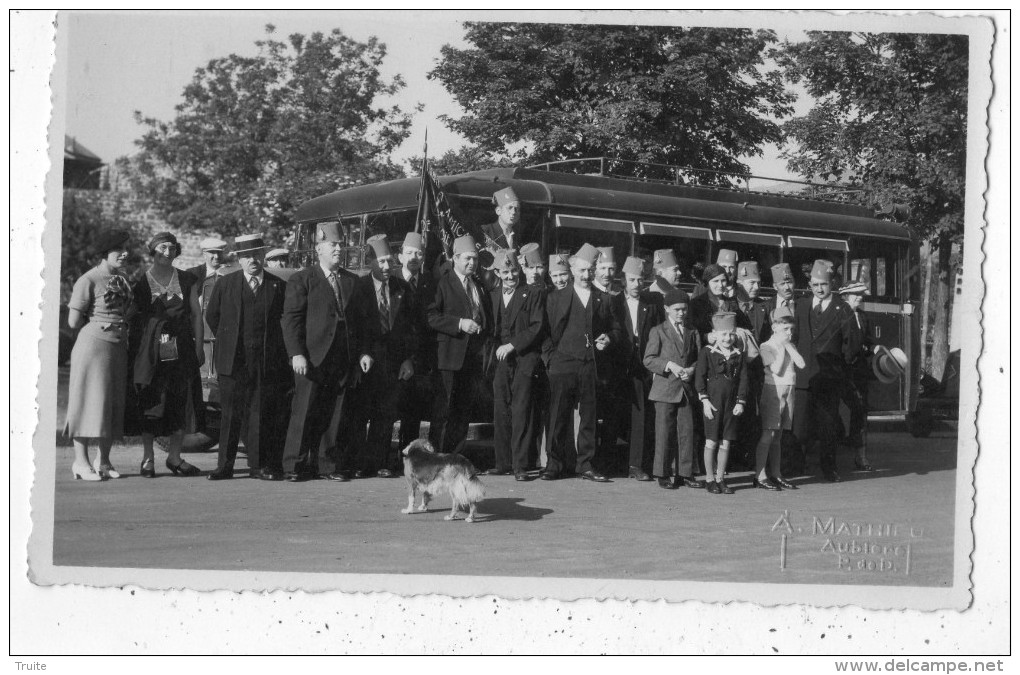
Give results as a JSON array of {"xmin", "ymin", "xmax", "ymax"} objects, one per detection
[{"xmin": 52, "ymin": 431, "xmax": 956, "ymax": 587}]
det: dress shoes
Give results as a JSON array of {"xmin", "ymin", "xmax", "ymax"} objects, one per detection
[
  {"xmin": 823, "ymin": 469, "xmax": 843, "ymax": 483},
  {"xmin": 285, "ymin": 472, "xmax": 313, "ymax": 482},
  {"xmin": 257, "ymin": 468, "xmax": 284, "ymax": 481},
  {"xmin": 353, "ymin": 470, "xmax": 373, "ymax": 479},
  {"xmin": 539, "ymin": 471, "xmax": 559, "ymax": 481},
  {"xmin": 773, "ymin": 477, "xmax": 798, "ymax": 490},
  {"xmin": 853, "ymin": 458, "xmax": 876, "ymax": 472},
  {"xmin": 717, "ymin": 478, "xmax": 735, "ymax": 495},
  {"xmin": 376, "ymin": 469, "xmax": 394, "ymax": 478},
  {"xmin": 514, "ymin": 472, "xmax": 531, "ymax": 482},
  {"xmin": 139, "ymin": 459, "xmax": 156, "ymax": 478},
  {"xmin": 165, "ymin": 458, "xmax": 201, "ymax": 477},
  {"xmin": 752, "ymin": 477, "xmax": 780, "ymax": 491},
  {"xmin": 482, "ymin": 467, "xmax": 512, "ymax": 476},
  {"xmin": 580, "ymin": 470, "xmax": 609, "ymax": 483},
  {"xmin": 677, "ymin": 476, "xmax": 706, "ymax": 489},
  {"xmin": 207, "ymin": 468, "xmax": 234, "ymax": 481},
  {"xmin": 321, "ymin": 472, "xmax": 350, "ymax": 482},
  {"xmin": 628, "ymin": 467, "xmax": 653, "ymax": 481},
  {"xmin": 657, "ymin": 477, "xmax": 678, "ymax": 490},
  {"xmin": 706, "ymin": 481, "xmax": 721, "ymax": 494}
]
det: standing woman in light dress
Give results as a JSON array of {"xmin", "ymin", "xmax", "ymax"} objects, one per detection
[
  {"xmin": 126, "ymin": 232, "xmax": 204, "ymax": 477},
  {"xmin": 64, "ymin": 229, "xmax": 135, "ymax": 480}
]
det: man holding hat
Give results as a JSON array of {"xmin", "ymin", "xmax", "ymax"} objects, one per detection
[
  {"xmin": 280, "ymin": 221, "xmax": 359, "ymax": 481},
  {"xmin": 205, "ymin": 234, "xmax": 290, "ymax": 481},
  {"xmin": 487, "ymin": 249, "xmax": 545, "ymax": 479},
  {"xmin": 839, "ymin": 277, "xmax": 876, "ymax": 471},
  {"xmin": 482, "ymin": 187, "xmax": 522, "ymax": 251},
  {"xmin": 265, "ymin": 248, "xmax": 289, "ymax": 269},
  {"xmin": 792, "ymin": 260, "xmax": 860, "ymax": 482},
  {"xmin": 397, "ymin": 231, "xmax": 438, "ymax": 449},
  {"xmin": 542, "ymin": 243, "xmax": 622, "ymax": 482},
  {"xmin": 650, "ymin": 249, "xmax": 682, "ymax": 296},
  {"xmin": 347, "ymin": 235, "xmax": 418, "ymax": 477},
  {"xmin": 427, "ymin": 234, "xmax": 493, "ymax": 454},
  {"xmin": 614, "ymin": 256, "xmax": 665, "ymax": 480}
]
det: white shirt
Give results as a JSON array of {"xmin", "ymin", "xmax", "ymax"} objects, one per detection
[
  {"xmin": 812, "ymin": 296, "xmax": 832, "ymax": 313},
  {"xmin": 594, "ymin": 281, "xmax": 609, "ymax": 293},
  {"xmin": 319, "ymin": 263, "xmax": 339, "ymax": 280},
  {"xmin": 402, "ymin": 268, "xmax": 419, "ymax": 286},
  {"xmin": 626, "ymin": 296, "xmax": 640, "ymax": 336},
  {"xmin": 454, "ymin": 269, "xmax": 479, "ymax": 307},
  {"xmin": 573, "ymin": 285, "xmax": 591, "ymax": 308},
  {"xmin": 243, "ymin": 271, "xmax": 264, "ymax": 286}
]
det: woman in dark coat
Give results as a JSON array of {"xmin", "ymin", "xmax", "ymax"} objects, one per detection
[
  {"xmin": 64, "ymin": 229, "xmax": 134, "ymax": 480},
  {"xmin": 126, "ymin": 232, "xmax": 204, "ymax": 477}
]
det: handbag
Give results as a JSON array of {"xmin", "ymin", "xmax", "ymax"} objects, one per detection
[{"xmin": 158, "ymin": 334, "xmax": 180, "ymax": 362}]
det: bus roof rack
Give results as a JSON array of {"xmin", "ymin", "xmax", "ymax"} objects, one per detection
[{"xmin": 525, "ymin": 157, "xmax": 868, "ymax": 204}]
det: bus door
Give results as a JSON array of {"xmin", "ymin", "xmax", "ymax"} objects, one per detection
[
  {"xmin": 635, "ymin": 222, "xmax": 712, "ymax": 291},
  {"xmin": 713, "ymin": 229, "xmax": 785, "ymax": 297},
  {"xmin": 849, "ymin": 238, "xmax": 910, "ymax": 413},
  {"xmin": 552, "ymin": 213, "xmax": 634, "ymax": 266},
  {"xmin": 783, "ymin": 235, "xmax": 849, "ymax": 297}
]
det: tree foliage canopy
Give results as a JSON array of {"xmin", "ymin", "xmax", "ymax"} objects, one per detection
[
  {"xmin": 429, "ymin": 23, "xmax": 795, "ymax": 179},
  {"xmin": 775, "ymin": 32, "xmax": 969, "ymax": 246},
  {"xmin": 126, "ymin": 25, "xmax": 416, "ymax": 241}
]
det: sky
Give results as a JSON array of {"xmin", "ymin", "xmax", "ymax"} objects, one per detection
[{"xmin": 61, "ymin": 10, "xmax": 809, "ymax": 185}]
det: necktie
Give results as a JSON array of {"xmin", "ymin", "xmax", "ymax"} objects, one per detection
[
  {"xmin": 675, "ymin": 322, "xmax": 684, "ymax": 336},
  {"xmin": 813, "ymin": 301, "xmax": 823, "ymax": 318},
  {"xmin": 409, "ymin": 275, "xmax": 418, "ymax": 292},
  {"xmin": 741, "ymin": 302, "xmax": 752, "ymax": 314},
  {"xmin": 249, "ymin": 275, "xmax": 260, "ymax": 295},
  {"xmin": 378, "ymin": 283, "xmax": 390, "ymax": 333},
  {"xmin": 465, "ymin": 277, "xmax": 480, "ymax": 322},
  {"xmin": 328, "ymin": 272, "xmax": 342, "ymax": 308},
  {"xmin": 503, "ymin": 287, "xmax": 514, "ymax": 297}
]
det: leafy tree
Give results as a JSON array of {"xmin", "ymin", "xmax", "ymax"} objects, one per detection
[
  {"xmin": 429, "ymin": 23, "xmax": 795, "ymax": 182},
  {"xmin": 775, "ymin": 32, "xmax": 968, "ymax": 377},
  {"xmin": 126, "ymin": 25, "xmax": 416, "ymax": 243},
  {"xmin": 406, "ymin": 144, "xmax": 516, "ymax": 176}
]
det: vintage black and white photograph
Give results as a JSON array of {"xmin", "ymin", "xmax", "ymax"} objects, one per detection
[{"xmin": 12, "ymin": 9, "xmax": 1006, "ymax": 656}]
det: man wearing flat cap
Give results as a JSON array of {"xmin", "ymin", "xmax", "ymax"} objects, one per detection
[
  {"xmin": 792, "ymin": 260, "xmax": 860, "ymax": 482},
  {"xmin": 613, "ymin": 256, "xmax": 665, "ymax": 480},
  {"xmin": 280, "ymin": 221, "xmax": 360, "ymax": 481},
  {"xmin": 427, "ymin": 235, "xmax": 493, "ymax": 454},
  {"xmin": 396, "ymin": 231, "xmax": 438, "ymax": 449},
  {"xmin": 187, "ymin": 236, "xmax": 228, "ymax": 424},
  {"xmin": 265, "ymin": 248, "xmax": 289, "ymax": 269},
  {"xmin": 482, "ymin": 187, "xmax": 522, "ymax": 252},
  {"xmin": 346, "ymin": 235, "xmax": 418, "ymax": 478},
  {"xmin": 205, "ymin": 234, "xmax": 290, "ymax": 481},
  {"xmin": 487, "ymin": 249, "xmax": 545, "ymax": 480},
  {"xmin": 542, "ymin": 243, "xmax": 623, "ymax": 482}
]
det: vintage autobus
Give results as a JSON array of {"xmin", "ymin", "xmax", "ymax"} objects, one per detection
[{"xmin": 291, "ymin": 159, "xmax": 920, "ymax": 416}]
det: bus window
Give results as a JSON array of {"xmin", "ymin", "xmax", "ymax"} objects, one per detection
[
  {"xmin": 636, "ymin": 222, "xmax": 712, "ymax": 287},
  {"xmin": 849, "ymin": 238, "xmax": 903, "ymax": 302},
  {"xmin": 714, "ymin": 230, "xmax": 784, "ymax": 292},
  {"xmin": 553, "ymin": 214, "xmax": 634, "ymax": 262},
  {"xmin": 784, "ymin": 236, "xmax": 848, "ymax": 291}
]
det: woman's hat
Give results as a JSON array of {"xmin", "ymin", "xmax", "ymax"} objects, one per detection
[
  {"xmin": 872, "ymin": 345, "xmax": 907, "ymax": 384},
  {"xmin": 92, "ymin": 229, "xmax": 130, "ymax": 256},
  {"xmin": 148, "ymin": 232, "xmax": 180, "ymax": 255},
  {"xmin": 232, "ymin": 234, "xmax": 269, "ymax": 256},
  {"xmin": 520, "ymin": 242, "xmax": 543, "ymax": 267},
  {"xmin": 702, "ymin": 263, "xmax": 727, "ymax": 284},
  {"xmin": 711, "ymin": 311, "xmax": 737, "ymax": 332},
  {"xmin": 839, "ymin": 280, "xmax": 869, "ymax": 295}
]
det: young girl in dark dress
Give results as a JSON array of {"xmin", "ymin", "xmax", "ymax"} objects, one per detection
[
  {"xmin": 126, "ymin": 232, "xmax": 205, "ymax": 477},
  {"xmin": 695, "ymin": 311, "xmax": 749, "ymax": 494}
]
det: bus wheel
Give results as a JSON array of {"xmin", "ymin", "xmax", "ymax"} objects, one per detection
[{"xmin": 907, "ymin": 410, "xmax": 933, "ymax": 438}]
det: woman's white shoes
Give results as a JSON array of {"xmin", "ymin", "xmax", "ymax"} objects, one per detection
[
  {"xmin": 71, "ymin": 461, "xmax": 103, "ymax": 481},
  {"xmin": 94, "ymin": 459, "xmax": 121, "ymax": 479}
]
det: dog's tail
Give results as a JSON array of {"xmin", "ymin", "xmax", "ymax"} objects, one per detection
[{"xmin": 450, "ymin": 472, "xmax": 486, "ymax": 506}]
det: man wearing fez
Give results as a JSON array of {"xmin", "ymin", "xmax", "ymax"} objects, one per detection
[
  {"xmin": 543, "ymin": 244, "xmax": 622, "ymax": 482},
  {"xmin": 280, "ymin": 221, "xmax": 359, "ymax": 482},
  {"xmin": 265, "ymin": 248, "xmax": 289, "ymax": 269},
  {"xmin": 593, "ymin": 247, "xmax": 621, "ymax": 296},
  {"xmin": 427, "ymin": 235, "xmax": 492, "ymax": 454},
  {"xmin": 643, "ymin": 288, "xmax": 703, "ymax": 489},
  {"xmin": 481, "ymin": 187, "xmax": 522, "ymax": 251},
  {"xmin": 614, "ymin": 256, "xmax": 665, "ymax": 481},
  {"xmin": 650, "ymin": 249, "xmax": 682, "ymax": 296},
  {"xmin": 519, "ymin": 243, "xmax": 548, "ymax": 290},
  {"xmin": 397, "ymin": 231, "xmax": 437, "ymax": 449},
  {"xmin": 519, "ymin": 243, "xmax": 551, "ymax": 469},
  {"xmin": 487, "ymin": 249, "xmax": 545, "ymax": 480},
  {"xmin": 206, "ymin": 234, "xmax": 289, "ymax": 481},
  {"xmin": 767, "ymin": 263, "xmax": 797, "ymax": 317},
  {"xmin": 548, "ymin": 254, "xmax": 572, "ymax": 291},
  {"xmin": 792, "ymin": 260, "xmax": 859, "ymax": 483},
  {"xmin": 348, "ymin": 235, "xmax": 418, "ymax": 478},
  {"xmin": 591, "ymin": 246, "xmax": 625, "ymax": 472}
]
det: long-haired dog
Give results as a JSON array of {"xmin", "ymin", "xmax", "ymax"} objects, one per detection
[{"xmin": 401, "ymin": 439, "xmax": 485, "ymax": 522}]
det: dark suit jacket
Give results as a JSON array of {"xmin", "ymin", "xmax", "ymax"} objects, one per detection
[
  {"xmin": 480, "ymin": 221, "xmax": 516, "ymax": 250},
  {"xmin": 490, "ymin": 284, "xmax": 545, "ymax": 358},
  {"xmin": 690, "ymin": 291, "xmax": 738, "ymax": 341},
  {"xmin": 846, "ymin": 309, "xmax": 873, "ymax": 379},
  {"xmin": 427, "ymin": 270, "xmax": 492, "ymax": 371},
  {"xmin": 402, "ymin": 270, "xmax": 437, "ymax": 370},
  {"xmin": 281, "ymin": 265, "xmax": 358, "ymax": 368},
  {"xmin": 544, "ymin": 285, "xmax": 622, "ymax": 375},
  {"xmin": 644, "ymin": 320, "xmax": 700, "ymax": 403},
  {"xmin": 613, "ymin": 292, "xmax": 664, "ymax": 380},
  {"xmin": 186, "ymin": 263, "xmax": 209, "ymax": 288},
  {"xmin": 737, "ymin": 297, "xmax": 772, "ymax": 347},
  {"xmin": 205, "ymin": 270, "xmax": 288, "ymax": 379},
  {"xmin": 793, "ymin": 295, "xmax": 859, "ymax": 388},
  {"xmin": 349, "ymin": 273, "xmax": 417, "ymax": 371}
]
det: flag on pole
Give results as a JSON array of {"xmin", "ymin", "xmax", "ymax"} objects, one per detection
[{"xmin": 414, "ymin": 133, "xmax": 475, "ymax": 272}]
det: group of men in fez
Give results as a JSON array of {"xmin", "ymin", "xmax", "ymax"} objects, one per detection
[{"xmin": 198, "ymin": 185, "xmax": 874, "ymax": 487}]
